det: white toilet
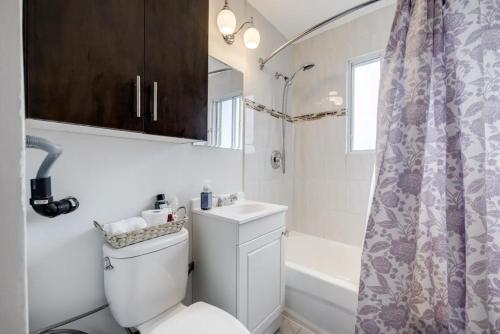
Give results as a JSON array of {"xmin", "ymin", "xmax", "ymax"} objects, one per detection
[{"xmin": 102, "ymin": 228, "xmax": 250, "ymax": 334}]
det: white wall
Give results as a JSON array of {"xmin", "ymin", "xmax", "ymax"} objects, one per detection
[
  {"xmin": 243, "ymin": 4, "xmax": 294, "ymax": 227},
  {"xmin": 26, "ymin": 0, "xmax": 291, "ymax": 332},
  {"xmin": 26, "ymin": 131, "xmax": 242, "ymax": 333},
  {"xmin": 290, "ymin": 6, "xmax": 395, "ymax": 246},
  {"xmin": 0, "ymin": 0, "xmax": 28, "ymax": 333}
]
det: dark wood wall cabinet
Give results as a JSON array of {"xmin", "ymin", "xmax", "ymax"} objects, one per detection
[{"xmin": 25, "ymin": 0, "xmax": 208, "ymax": 141}]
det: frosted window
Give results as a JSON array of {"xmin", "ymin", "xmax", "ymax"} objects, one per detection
[
  {"xmin": 349, "ymin": 56, "xmax": 381, "ymax": 152},
  {"xmin": 211, "ymin": 95, "xmax": 243, "ymax": 149},
  {"xmin": 219, "ymin": 99, "xmax": 233, "ymax": 148},
  {"xmin": 233, "ymin": 96, "xmax": 242, "ymax": 148}
]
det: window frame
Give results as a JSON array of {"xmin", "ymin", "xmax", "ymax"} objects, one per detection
[
  {"xmin": 210, "ymin": 94, "xmax": 243, "ymax": 149},
  {"xmin": 346, "ymin": 52, "xmax": 382, "ymax": 154}
]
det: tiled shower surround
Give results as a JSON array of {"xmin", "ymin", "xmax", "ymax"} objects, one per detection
[
  {"xmin": 246, "ymin": 97, "xmax": 374, "ymax": 246},
  {"xmin": 293, "ymin": 117, "xmax": 375, "ymax": 246},
  {"xmin": 245, "ymin": 99, "xmax": 346, "ymax": 122},
  {"xmin": 290, "ymin": 5, "xmax": 395, "ymax": 246},
  {"xmin": 244, "ymin": 5, "xmax": 395, "ymax": 247}
]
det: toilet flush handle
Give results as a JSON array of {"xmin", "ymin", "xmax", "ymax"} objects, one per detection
[{"xmin": 104, "ymin": 257, "xmax": 114, "ymax": 270}]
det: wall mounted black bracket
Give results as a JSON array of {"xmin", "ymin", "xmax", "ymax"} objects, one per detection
[{"xmin": 26, "ymin": 136, "xmax": 79, "ymax": 218}]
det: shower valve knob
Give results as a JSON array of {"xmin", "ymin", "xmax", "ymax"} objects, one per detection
[{"xmin": 271, "ymin": 150, "xmax": 282, "ymax": 169}]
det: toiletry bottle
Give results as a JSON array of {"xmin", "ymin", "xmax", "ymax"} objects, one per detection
[
  {"xmin": 200, "ymin": 182, "xmax": 212, "ymax": 210},
  {"xmin": 170, "ymin": 196, "xmax": 179, "ymax": 212},
  {"xmin": 155, "ymin": 194, "xmax": 169, "ymax": 210}
]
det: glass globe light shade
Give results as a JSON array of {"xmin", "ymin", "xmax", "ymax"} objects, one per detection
[
  {"xmin": 244, "ymin": 27, "xmax": 260, "ymax": 49},
  {"xmin": 217, "ymin": 9, "xmax": 236, "ymax": 35}
]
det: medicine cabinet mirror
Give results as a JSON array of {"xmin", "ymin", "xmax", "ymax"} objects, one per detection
[{"xmin": 205, "ymin": 56, "xmax": 244, "ymax": 149}]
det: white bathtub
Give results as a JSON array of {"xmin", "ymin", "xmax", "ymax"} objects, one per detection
[{"xmin": 284, "ymin": 231, "xmax": 362, "ymax": 334}]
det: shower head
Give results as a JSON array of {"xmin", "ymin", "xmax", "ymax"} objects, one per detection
[
  {"xmin": 302, "ymin": 63, "xmax": 315, "ymax": 71},
  {"xmin": 275, "ymin": 63, "xmax": 316, "ymax": 84},
  {"xmin": 289, "ymin": 63, "xmax": 316, "ymax": 82}
]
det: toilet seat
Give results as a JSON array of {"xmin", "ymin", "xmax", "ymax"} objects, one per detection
[{"xmin": 137, "ymin": 302, "xmax": 250, "ymax": 334}]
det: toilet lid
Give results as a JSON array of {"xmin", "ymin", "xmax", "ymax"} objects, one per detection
[{"xmin": 142, "ymin": 302, "xmax": 250, "ymax": 334}]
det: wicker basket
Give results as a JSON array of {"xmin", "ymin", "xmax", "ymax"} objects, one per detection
[{"xmin": 94, "ymin": 207, "xmax": 188, "ymax": 249}]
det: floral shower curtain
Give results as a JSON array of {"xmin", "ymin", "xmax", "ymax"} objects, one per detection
[{"xmin": 356, "ymin": 0, "xmax": 500, "ymax": 333}]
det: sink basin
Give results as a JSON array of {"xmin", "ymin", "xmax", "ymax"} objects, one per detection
[
  {"xmin": 221, "ymin": 203, "xmax": 269, "ymax": 215},
  {"xmin": 191, "ymin": 199, "xmax": 287, "ymax": 224}
]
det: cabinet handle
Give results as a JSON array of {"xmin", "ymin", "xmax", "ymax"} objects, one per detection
[
  {"xmin": 153, "ymin": 81, "xmax": 158, "ymax": 122},
  {"xmin": 135, "ymin": 75, "xmax": 141, "ymax": 118}
]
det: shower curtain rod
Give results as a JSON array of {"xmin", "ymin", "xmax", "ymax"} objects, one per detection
[{"xmin": 258, "ymin": 0, "xmax": 383, "ymax": 70}]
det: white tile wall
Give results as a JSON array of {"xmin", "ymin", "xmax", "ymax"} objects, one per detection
[
  {"xmin": 290, "ymin": 6, "xmax": 395, "ymax": 247},
  {"xmin": 243, "ymin": 4, "xmax": 295, "ymax": 227}
]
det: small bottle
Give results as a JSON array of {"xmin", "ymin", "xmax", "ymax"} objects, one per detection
[
  {"xmin": 155, "ymin": 194, "xmax": 169, "ymax": 210},
  {"xmin": 170, "ymin": 195, "xmax": 179, "ymax": 212},
  {"xmin": 201, "ymin": 182, "xmax": 212, "ymax": 210}
]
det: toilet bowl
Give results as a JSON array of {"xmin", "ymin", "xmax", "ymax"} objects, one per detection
[{"xmin": 102, "ymin": 228, "xmax": 249, "ymax": 334}]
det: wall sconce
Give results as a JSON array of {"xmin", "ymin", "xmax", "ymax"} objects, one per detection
[{"xmin": 217, "ymin": 0, "xmax": 261, "ymax": 49}]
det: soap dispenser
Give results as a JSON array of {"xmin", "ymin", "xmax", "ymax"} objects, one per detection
[{"xmin": 201, "ymin": 182, "xmax": 212, "ymax": 210}]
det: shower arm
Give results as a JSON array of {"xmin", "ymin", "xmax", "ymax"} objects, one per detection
[{"xmin": 259, "ymin": 0, "xmax": 382, "ymax": 70}]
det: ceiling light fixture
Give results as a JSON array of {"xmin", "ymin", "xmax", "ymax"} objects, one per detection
[{"xmin": 217, "ymin": 1, "xmax": 260, "ymax": 49}]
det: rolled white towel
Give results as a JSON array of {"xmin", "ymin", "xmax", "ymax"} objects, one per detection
[{"xmin": 103, "ymin": 216, "xmax": 148, "ymax": 236}]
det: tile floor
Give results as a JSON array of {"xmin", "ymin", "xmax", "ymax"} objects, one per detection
[{"xmin": 278, "ymin": 315, "xmax": 316, "ymax": 334}]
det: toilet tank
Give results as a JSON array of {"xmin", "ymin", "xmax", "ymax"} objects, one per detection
[{"xmin": 103, "ymin": 228, "xmax": 189, "ymax": 328}]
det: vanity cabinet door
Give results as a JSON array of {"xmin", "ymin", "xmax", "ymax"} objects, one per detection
[
  {"xmin": 144, "ymin": 0, "xmax": 208, "ymax": 140},
  {"xmin": 25, "ymin": 0, "xmax": 145, "ymax": 131},
  {"xmin": 237, "ymin": 228, "xmax": 285, "ymax": 333}
]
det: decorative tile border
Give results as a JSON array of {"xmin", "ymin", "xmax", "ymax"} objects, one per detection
[
  {"xmin": 244, "ymin": 99, "xmax": 293, "ymax": 122},
  {"xmin": 292, "ymin": 109, "xmax": 347, "ymax": 122},
  {"xmin": 244, "ymin": 98, "xmax": 346, "ymax": 123}
]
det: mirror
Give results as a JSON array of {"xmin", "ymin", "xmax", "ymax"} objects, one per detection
[{"xmin": 205, "ymin": 56, "xmax": 244, "ymax": 149}]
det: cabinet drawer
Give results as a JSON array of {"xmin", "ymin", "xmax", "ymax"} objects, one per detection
[{"xmin": 238, "ymin": 212, "xmax": 285, "ymax": 245}]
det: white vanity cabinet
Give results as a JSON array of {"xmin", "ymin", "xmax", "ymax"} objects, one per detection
[
  {"xmin": 237, "ymin": 228, "xmax": 285, "ymax": 333},
  {"xmin": 192, "ymin": 200, "xmax": 287, "ymax": 334}
]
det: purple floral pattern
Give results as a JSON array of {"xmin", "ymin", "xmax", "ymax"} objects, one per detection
[{"xmin": 356, "ymin": 0, "xmax": 500, "ymax": 333}]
